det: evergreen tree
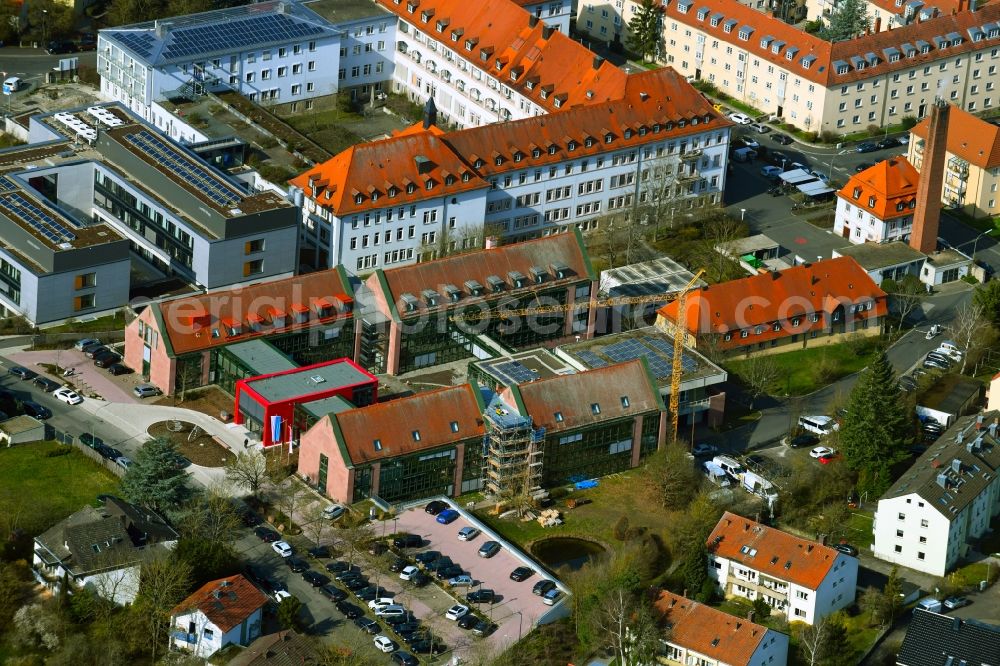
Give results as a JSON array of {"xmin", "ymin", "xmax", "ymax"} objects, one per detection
[
  {"xmin": 681, "ymin": 541, "xmax": 710, "ymax": 601},
  {"xmin": 840, "ymin": 349, "xmax": 912, "ymax": 496},
  {"xmin": 120, "ymin": 437, "xmax": 192, "ymax": 512},
  {"xmin": 822, "ymin": 0, "xmax": 869, "ymax": 42},
  {"xmin": 626, "ymin": 0, "xmax": 661, "ymax": 62},
  {"xmin": 973, "ymin": 279, "xmax": 1000, "ymax": 328}
]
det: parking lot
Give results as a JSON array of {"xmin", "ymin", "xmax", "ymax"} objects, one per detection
[
  {"xmin": 8, "ymin": 347, "xmax": 142, "ymax": 404},
  {"xmin": 389, "ymin": 501, "xmax": 566, "ymax": 651}
]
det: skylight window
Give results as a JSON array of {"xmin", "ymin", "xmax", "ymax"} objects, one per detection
[
  {"xmin": 374, "ymin": 439, "xmax": 383, "ymax": 451},
  {"xmin": 591, "ymin": 403, "xmax": 601, "ymax": 415},
  {"xmin": 412, "ymin": 430, "xmax": 421, "ymax": 441},
  {"xmin": 450, "ymin": 421, "xmax": 459, "ymax": 432},
  {"xmin": 554, "ymin": 411, "xmax": 564, "ymax": 422},
  {"xmin": 620, "ymin": 396, "xmax": 630, "ymax": 408}
]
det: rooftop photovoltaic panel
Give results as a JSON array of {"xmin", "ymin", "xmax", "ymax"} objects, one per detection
[
  {"xmin": 0, "ymin": 175, "xmax": 16, "ymax": 192},
  {"xmin": 575, "ymin": 350, "xmax": 608, "ymax": 368},
  {"xmin": 492, "ymin": 361, "xmax": 539, "ymax": 385},
  {"xmin": 122, "ymin": 129, "xmax": 243, "ymax": 208},
  {"xmin": 645, "ymin": 337, "xmax": 699, "ymax": 372},
  {"xmin": 0, "ymin": 192, "xmax": 77, "ymax": 243},
  {"xmin": 161, "ymin": 14, "xmax": 326, "ymax": 60},
  {"xmin": 110, "ymin": 31, "xmax": 157, "ymax": 58}
]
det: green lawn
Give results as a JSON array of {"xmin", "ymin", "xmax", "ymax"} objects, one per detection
[
  {"xmin": 843, "ymin": 510, "xmax": 875, "ymax": 549},
  {"xmin": 727, "ymin": 338, "xmax": 879, "ymax": 397},
  {"xmin": 944, "ymin": 209, "xmax": 1000, "ymax": 236},
  {"xmin": 0, "ymin": 441, "xmax": 120, "ymax": 535},
  {"xmin": 41, "ymin": 312, "xmax": 127, "ymax": 334}
]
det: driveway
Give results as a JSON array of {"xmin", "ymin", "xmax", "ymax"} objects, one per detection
[{"xmin": 8, "ymin": 349, "xmax": 139, "ymax": 404}]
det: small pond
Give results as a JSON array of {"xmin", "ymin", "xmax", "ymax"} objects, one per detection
[{"xmin": 530, "ymin": 537, "xmax": 608, "ymax": 571}]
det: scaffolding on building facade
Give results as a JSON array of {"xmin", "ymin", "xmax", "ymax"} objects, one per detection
[{"xmin": 482, "ymin": 403, "xmax": 545, "ymax": 499}]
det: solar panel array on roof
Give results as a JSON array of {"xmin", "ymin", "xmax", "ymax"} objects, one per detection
[
  {"xmin": 161, "ymin": 14, "xmax": 326, "ymax": 60},
  {"xmin": 110, "ymin": 31, "xmax": 157, "ymax": 58},
  {"xmin": 575, "ymin": 350, "xmax": 607, "ymax": 368},
  {"xmin": 123, "ymin": 129, "xmax": 242, "ymax": 207},
  {"xmin": 0, "ymin": 192, "xmax": 77, "ymax": 243},
  {"xmin": 604, "ymin": 339, "xmax": 674, "ymax": 377},
  {"xmin": 492, "ymin": 360, "xmax": 539, "ymax": 385},
  {"xmin": 0, "ymin": 175, "xmax": 16, "ymax": 192},
  {"xmin": 645, "ymin": 336, "xmax": 699, "ymax": 372}
]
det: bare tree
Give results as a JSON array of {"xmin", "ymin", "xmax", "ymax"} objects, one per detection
[
  {"xmin": 798, "ymin": 615, "xmax": 831, "ymax": 666},
  {"xmin": 301, "ymin": 503, "xmax": 334, "ymax": 547},
  {"xmin": 276, "ymin": 482, "xmax": 308, "ymax": 534},
  {"xmin": 132, "ymin": 556, "xmax": 192, "ymax": 665},
  {"xmin": 950, "ymin": 301, "xmax": 989, "ymax": 374},
  {"xmin": 592, "ymin": 586, "xmax": 659, "ymax": 666},
  {"xmin": 738, "ymin": 353, "xmax": 781, "ymax": 408},
  {"xmin": 701, "ymin": 213, "xmax": 748, "ymax": 283},
  {"xmin": 881, "ymin": 275, "xmax": 926, "ymax": 333},
  {"xmin": 179, "ymin": 490, "xmax": 243, "ymax": 545},
  {"xmin": 336, "ymin": 520, "xmax": 372, "ymax": 568},
  {"xmin": 636, "ymin": 152, "xmax": 685, "ymax": 243},
  {"xmin": 225, "ymin": 449, "xmax": 269, "ymax": 498}
]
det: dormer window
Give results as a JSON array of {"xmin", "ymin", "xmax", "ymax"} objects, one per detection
[
  {"xmin": 513, "ymin": 151, "xmax": 523, "ymax": 162},
  {"xmin": 374, "ymin": 439, "xmax": 382, "ymax": 451},
  {"xmin": 474, "ymin": 158, "xmax": 484, "ymax": 168},
  {"xmin": 568, "ymin": 141, "xmax": 577, "ymax": 151},
  {"xmin": 710, "ymin": 15, "xmax": 720, "ymax": 27},
  {"xmin": 495, "ymin": 156, "xmax": 503, "ymax": 165},
  {"xmin": 786, "ymin": 50, "xmax": 795, "ymax": 61},
  {"xmin": 723, "ymin": 19, "xmax": 736, "ymax": 33},
  {"xmin": 371, "ymin": 192, "xmax": 379, "ymax": 201},
  {"xmin": 425, "ymin": 179, "xmax": 433, "ymax": 190},
  {"xmin": 445, "ymin": 175, "xmax": 455, "ymax": 185},
  {"xmin": 605, "ymin": 133, "xmax": 613, "ymax": 143},
  {"xmin": 624, "ymin": 129, "xmax": 633, "ymax": 139},
  {"xmin": 585, "ymin": 137, "xmax": 594, "ymax": 147},
  {"xmin": 406, "ymin": 183, "xmax": 415, "ymax": 194},
  {"xmin": 638, "ymin": 127, "xmax": 646, "ymax": 136},
  {"xmin": 495, "ymin": 59, "xmax": 504, "ymax": 71},
  {"xmin": 406, "ymin": 1, "xmax": 417, "ymax": 11},
  {"xmin": 853, "ymin": 187, "xmax": 862, "ymax": 199},
  {"xmin": 620, "ymin": 396, "xmax": 630, "ymax": 408},
  {"xmin": 554, "ymin": 98, "xmax": 562, "ymax": 108},
  {"xmin": 389, "ymin": 186, "xmax": 398, "ymax": 197},
  {"xmin": 697, "ymin": 8, "xmax": 708, "ymax": 19},
  {"xmin": 540, "ymin": 89, "xmax": 549, "ymax": 99},
  {"xmin": 465, "ymin": 39, "xmax": 476, "ymax": 50},
  {"xmin": 355, "ymin": 194, "xmax": 363, "ymax": 204},
  {"xmin": 462, "ymin": 172, "xmax": 470, "ymax": 182},
  {"xmin": 868, "ymin": 195, "xmax": 876, "ymax": 207},
  {"xmin": 772, "ymin": 43, "xmax": 781, "ymax": 54},
  {"xmin": 532, "ymin": 148, "xmax": 541, "ymax": 158},
  {"xmin": 738, "ymin": 28, "xmax": 751, "ymax": 41},
  {"xmin": 419, "ymin": 9, "xmax": 433, "ymax": 22},
  {"xmin": 548, "ymin": 145, "xmax": 557, "ymax": 155},
  {"xmin": 450, "ymin": 421, "xmax": 459, "ymax": 432}
]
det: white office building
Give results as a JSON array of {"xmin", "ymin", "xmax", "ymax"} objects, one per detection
[{"xmin": 872, "ymin": 413, "xmax": 1000, "ymax": 576}]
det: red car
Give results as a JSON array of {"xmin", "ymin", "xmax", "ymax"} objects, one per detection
[{"xmin": 818, "ymin": 453, "xmax": 840, "ymax": 465}]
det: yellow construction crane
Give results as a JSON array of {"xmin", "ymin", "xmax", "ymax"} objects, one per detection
[{"xmin": 448, "ymin": 268, "xmax": 706, "ymax": 441}]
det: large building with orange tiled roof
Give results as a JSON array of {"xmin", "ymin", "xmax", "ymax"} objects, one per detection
[
  {"xmin": 578, "ymin": 0, "xmax": 1000, "ymax": 133},
  {"xmin": 651, "ymin": 590, "xmax": 790, "ymax": 666},
  {"xmin": 655, "ymin": 256, "xmax": 887, "ymax": 356},
  {"xmin": 907, "ymin": 102, "xmax": 1000, "ymax": 219},
  {"xmin": 293, "ymin": 66, "xmax": 731, "ymax": 273},
  {"xmin": 834, "ymin": 157, "xmax": 920, "ymax": 244},
  {"xmin": 707, "ymin": 512, "xmax": 858, "ymax": 625}
]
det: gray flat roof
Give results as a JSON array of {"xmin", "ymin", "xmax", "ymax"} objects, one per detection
[
  {"xmin": 473, "ymin": 348, "xmax": 576, "ymax": 386},
  {"xmin": 301, "ymin": 394, "xmax": 356, "ymax": 420},
  {"xmin": 836, "ymin": 241, "xmax": 926, "ymax": 270},
  {"xmin": 304, "ymin": 0, "xmax": 391, "ymax": 23},
  {"xmin": 718, "ymin": 234, "xmax": 780, "ymax": 256},
  {"xmin": 600, "ymin": 256, "xmax": 705, "ymax": 297},
  {"xmin": 246, "ymin": 359, "xmax": 370, "ymax": 403},
  {"xmin": 926, "ymin": 248, "xmax": 971, "ymax": 269},
  {"xmin": 556, "ymin": 326, "xmax": 726, "ymax": 388},
  {"xmin": 226, "ymin": 339, "xmax": 297, "ymax": 376}
]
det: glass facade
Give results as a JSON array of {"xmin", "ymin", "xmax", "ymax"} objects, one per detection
[
  {"xmin": 269, "ymin": 322, "xmax": 356, "ymax": 367},
  {"xmin": 373, "ymin": 447, "xmax": 457, "ymax": 503},
  {"xmin": 640, "ymin": 413, "xmax": 661, "ymax": 458},
  {"xmin": 461, "ymin": 440, "xmax": 484, "ymax": 493},
  {"xmin": 541, "ymin": 418, "xmax": 639, "ymax": 486},
  {"xmin": 0, "ymin": 258, "xmax": 21, "ymax": 306}
]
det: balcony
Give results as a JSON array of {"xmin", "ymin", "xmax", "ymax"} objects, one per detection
[
  {"xmin": 171, "ymin": 630, "xmax": 198, "ymax": 645},
  {"xmin": 677, "ymin": 170, "xmax": 700, "ymax": 184},
  {"xmin": 680, "ymin": 149, "xmax": 703, "ymax": 161}
]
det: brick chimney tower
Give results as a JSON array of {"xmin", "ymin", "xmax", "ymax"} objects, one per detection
[{"xmin": 910, "ymin": 99, "xmax": 951, "ymax": 254}]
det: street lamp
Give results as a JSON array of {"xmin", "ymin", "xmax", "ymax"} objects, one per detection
[
  {"xmin": 970, "ymin": 229, "xmax": 992, "ymax": 262},
  {"xmin": 42, "ymin": 9, "xmax": 48, "ymax": 47},
  {"xmin": 740, "ymin": 208, "xmax": 746, "ymax": 222},
  {"xmin": 828, "ymin": 148, "xmax": 852, "ymax": 180},
  {"xmin": 514, "ymin": 609, "xmax": 523, "ymax": 640}
]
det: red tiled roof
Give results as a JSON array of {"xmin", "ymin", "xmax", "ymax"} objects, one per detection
[
  {"xmin": 333, "ymin": 384, "xmax": 483, "ymax": 464},
  {"xmin": 170, "ymin": 576, "xmax": 267, "ymax": 633},
  {"xmin": 658, "ymin": 0, "xmax": 1000, "ymax": 87},
  {"xmin": 865, "ymin": 0, "xmax": 966, "ymax": 18},
  {"xmin": 910, "ymin": 103, "xmax": 1000, "ymax": 169},
  {"xmin": 652, "ymin": 590, "xmax": 770, "ymax": 665},
  {"xmin": 290, "ymin": 132, "xmax": 488, "ymax": 217},
  {"xmin": 156, "ymin": 269, "xmax": 353, "ymax": 355},
  {"xmin": 376, "ymin": 0, "xmax": 626, "ymax": 114},
  {"xmin": 657, "ymin": 256, "xmax": 887, "ymax": 343},
  {"xmin": 371, "ymin": 231, "xmax": 593, "ymax": 316},
  {"xmin": 707, "ymin": 512, "xmax": 840, "ymax": 590},
  {"xmin": 837, "ymin": 157, "xmax": 920, "ymax": 220},
  {"xmin": 511, "ymin": 359, "xmax": 661, "ymax": 432}
]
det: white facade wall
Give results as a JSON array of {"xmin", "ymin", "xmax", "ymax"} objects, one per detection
[
  {"xmin": 520, "ymin": 0, "xmax": 573, "ymax": 33},
  {"xmin": 338, "ymin": 15, "xmax": 398, "ymax": 101},
  {"xmin": 833, "ymin": 196, "xmax": 914, "ymax": 244},
  {"xmin": 808, "ymin": 554, "xmax": 858, "ymax": 624},
  {"xmin": 872, "ymin": 493, "xmax": 955, "ymax": 575},
  {"xmin": 170, "ymin": 609, "xmax": 262, "ymax": 658},
  {"xmin": 392, "ymin": 19, "xmax": 547, "ymax": 128},
  {"xmin": 31, "ymin": 552, "xmax": 142, "ymax": 605}
]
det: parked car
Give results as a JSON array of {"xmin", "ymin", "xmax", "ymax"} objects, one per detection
[
  {"xmin": 374, "ymin": 636, "xmax": 397, "ymax": 653},
  {"xmin": 728, "ymin": 112, "xmax": 752, "ymax": 124},
  {"xmin": 467, "ymin": 588, "xmax": 496, "ymax": 604},
  {"xmin": 898, "ymin": 376, "xmax": 918, "ymax": 392},
  {"xmin": 106, "ymin": 363, "xmax": 132, "ymax": 376},
  {"xmin": 944, "ymin": 596, "xmax": 970, "ymax": 610},
  {"xmin": 771, "ymin": 133, "xmax": 794, "ymax": 145},
  {"xmin": 96, "ymin": 444, "xmax": 122, "ymax": 460},
  {"xmin": 436, "ymin": 565, "xmax": 464, "ymax": 580},
  {"xmin": 375, "ymin": 605, "xmax": 408, "ymax": 618},
  {"xmin": 254, "ymin": 527, "xmax": 280, "ymax": 542},
  {"xmin": 424, "ymin": 500, "xmax": 447, "ymax": 515},
  {"xmin": 856, "ymin": 142, "xmax": 878, "ymax": 153},
  {"xmin": 326, "ymin": 560, "xmax": 354, "ymax": 573},
  {"xmin": 307, "ymin": 545, "xmax": 331, "ymax": 559},
  {"xmin": 354, "ymin": 617, "xmax": 380, "ymax": 635},
  {"xmin": 344, "ymin": 577, "xmax": 369, "ymax": 591},
  {"xmin": 448, "ymin": 574, "xmax": 474, "ymax": 587},
  {"xmin": 336, "ymin": 601, "xmax": 363, "ymax": 618},
  {"xmin": 457, "ymin": 613, "xmax": 479, "ymax": 629},
  {"xmin": 389, "ymin": 557, "xmax": 408, "ymax": 573},
  {"xmin": 114, "ymin": 456, "xmax": 132, "ymax": 469},
  {"xmin": 445, "ymin": 604, "xmax": 469, "ymax": 620},
  {"xmin": 833, "ymin": 543, "xmax": 859, "ymax": 556},
  {"xmin": 749, "ymin": 122, "xmax": 771, "ymax": 133},
  {"xmin": 79, "ymin": 340, "xmax": 104, "ymax": 355},
  {"xmin": 74, "ymin": 338, "xmax": 101, "ymax": 351},
  {"xmin": 319, "ymin": 585, "xmax": 347, "ymax": 602},
  {"xmin": 414, "ymin": 550, "xmax": 441, "ymax": 565},
  {"xmin": 818, "ymin": 452, "xmax": 840, "ymax": 465},
  {"xmin": 84, "ymin": 346, "xmax": 110, "ymax": 359},
  {"xmin": 410, "ymin": 639, "xmax": 448, "ymax": 655},
  {"xmin": 410, "ymin": 572, "xmax": 431, "ymax": 587},
  {"xmin": 20, "ymin": 401, "xmax": 51, "ymax": 420},
  {"xmin": 32, "ymin": 376, "xmax": 61, "ymax": 392},
  {"xmin": 399, "ymin": 565, "xmax": 420, "ymax": 581},
  {"xmin": 760, "ymin": 165, "xmax": 783, "ymax": 178},
  {"xmin": 923, "ymin": 357, "xmax": 950, "ymax": 370},
  {"xmin": 740, "ymin": 137, "xmax": 760, "ymax": 149},
  {"xmin": 94, "ymin": 353, "xmax": 122, "ymax": 368},
  {"xmin": 369, "ymin": 598, "xmax": 397, "ymax": 611},
  {"xmin": 478, "ymin": 541, "xmax": 501, "ymax": 558},
  {"xmin": 691, "ymin": 443, "xmax": 718, "ymax": 457},
  {"xmin": 46, "ymin": 40, "xmax": 77, "ymax": 54},
  {"xmin": 393, "ymin": 533, "xmax": 422, "ymax": 548},
  {"xmin": 285, "ymin": 558, "xmax": 309, "ymax": 574},
  {"xmin": 877, "ymin": 137, "xmax": 901, "ymax": 149},
  {"xmin": 79, "ymin": 433, "xmax": 104, "ymax": 449},
  {"xmin": 8, "ymin": 366, "xmax": 36, "ymax": 380},
  {"xmin": 543, "ymin": 588, "xmax": 563, "ymax": 605},
  {"xmin": 356, "ymin": 586, "xmax": 391, "ymax": 601},
  {"xmin": 272, "ymin": 541, "xmax": 294, "ymax": 557},
  {"xmin": 54, "ymin": 387, "xmax": 83, "ymax": 405},
  {"xmin": 926, "ymin": 351, "xmax": 953, "ymax": 366},
  {"xmin": 302, "ymin": 570, "xmax": 330, "ymax": 587},
  {"xmin": 809, "ymin": 446, "xmax": 836, "ymax": 459},
  {"xmin": 532, "ymin": 580, "xmax": 556, "ymax": 596},
  {"xmin": 133, "ymin": 383, "xmax": 160, "ymax": 399},
  {"xmin": 436, "ymin": 509, "xmax": 459, "ymax": 524},
  {"xmin": 322, "ymin": 504, "xmax": 345, "ymax": 520},
  {"xmin": 510, "ymin": 566, "xmax": 533, "ymax": 582},
  {"xmin": 369, "ymin": 542, "xmax": 388, "ymax": 555},
  {"xmin": 473, "ymin": 620, "xmax": 498, "ymax": 636},
  {"xmin": 390, "ymin": 651, "xmax": 419, "ymax": 666},
  {"xmin": 457, "ymin": 526, "xmax": 480, "ymax": 541}
]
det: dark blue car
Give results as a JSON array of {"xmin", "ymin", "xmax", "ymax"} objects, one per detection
[{"xmin": 436, "ymin": 509, "xmax": 459, "ymax": 524}]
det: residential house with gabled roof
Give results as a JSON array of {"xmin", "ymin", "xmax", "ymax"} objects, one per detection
[
  {"xmin": 578, "ymin": 0, "xmax": 1000, "ymax": 134},
  {"xmin": 908, "ymin": 102, "xmax": 1000, "ymax": 219},
  {"xmin": 872, "ymin": 412, "xmax": 1000, "ymax": 576},
  {"xmin": 361, "ymin": 230, "xmax": 598, "ymax": 374},
  {"xmin": 226, "ymin": 629, "xmax": 323, "ymax": 666},
  {"xmin": 492, "ymin": 358, "xmax": 666, "ymax": 490},
  {"xmin": 291, "ymin": 65, "xmax": 731, "ymax": 273},
  {"xmin": 32, "ymin": 496, "xmax": 179, "ymax": 605},
  {"xmin": 123, "ymin": 266, "xmax": 357, "ymax": 395},
  {"xmin": 651, "ymin": 590, "xmax": 790, "ymax": 666},
  {"xmin": 512, "ymin": 0, "xmax": 573, "ymax": 33},
  {"xmin": 707, "ymin": 512, "xmax": 858, "ymax": 625},
  {"xmin": 896, "ymin": 608, "xmax": 1000, "ymax": 666},
  {"xmin": 834, "ymin": 158, "xmax": 921, "ymax": 245},
  {"xmin": 169, "ymin": 575, "xmax": 267, "ymax": 658},
  {"xmin": 298, "ymin": 383, "xmax": 487, "ymax": 503},
  {"xmin": 655, "ymin": 256, "xmax": 887, "ymax": 356}
]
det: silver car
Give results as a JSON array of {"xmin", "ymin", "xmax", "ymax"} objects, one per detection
[{"xmin": 133, "ymin": 383, "xmax": 160, "ymax": 399}]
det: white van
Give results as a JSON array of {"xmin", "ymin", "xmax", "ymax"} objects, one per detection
[
  {"xmin": 2, "ymin": 77, "xmax": 22, "ymax": 94},
  {"xmin": 798, "ymin": 415, "xmax": 839, "ymax": 436},
  {"xmin": 712, "ymin": 455, "xmax": 745, "ymax": 480},
  {"xmin": 703, "ymin": 461, "xmax": 732, "ymax": 487},
  {"xmin": 914, "ymin": 596, "xmax": 943, "ymax": 614},
  {"xmin": 936, "ymin": 341, "xmax": 963, "ymax": 361}
]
